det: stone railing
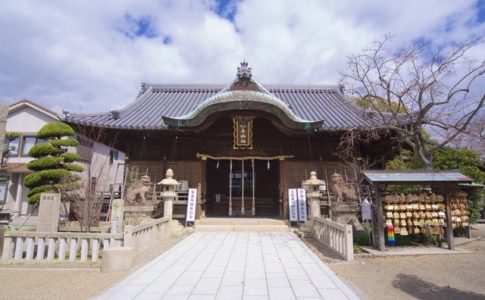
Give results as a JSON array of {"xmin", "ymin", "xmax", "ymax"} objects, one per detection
[
  {"xmin": 122, "ymin": 216, "xmax": 171, "ymax": 251},
  {"xmin": 1, "ymin": 231, "xmax": 123, "ymax": 262},
  {"xmin": 312, "ymin": 217, "xmax": 353, "ymax": 261}
]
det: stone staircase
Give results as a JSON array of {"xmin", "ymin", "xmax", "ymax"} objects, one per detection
[{"xmin": 195, "ymin": 217, "xmax": 290, "ymax": 232}]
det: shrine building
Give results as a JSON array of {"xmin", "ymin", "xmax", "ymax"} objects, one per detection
[{"xmin": 65, "ymin": 62, "xmax": 391, "ymax": 218}]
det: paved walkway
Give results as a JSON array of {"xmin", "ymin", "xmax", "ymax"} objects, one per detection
[{"xmin": 98, "ymin": 232, "xmax": 361, "ymax": 300}]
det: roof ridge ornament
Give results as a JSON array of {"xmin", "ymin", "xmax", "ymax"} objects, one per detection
[{"xmin": 237, "ymin": 60, "xmax": 252, "ymax": 80}]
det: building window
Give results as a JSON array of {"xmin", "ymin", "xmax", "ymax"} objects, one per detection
[
  {"xmin": 7, "ymin": 137, "xmax": 20, "ymax": 156},
  {"xmin": 0, "ymin": 178, "xmax": 8, "ymax": 204},
  {"xmin": 22, "ymin": 136, "xmax": 37, "ymax": 156},
  {"xmin": 109, "ymin": 149, "xmax": 119, "ymax": 164}
]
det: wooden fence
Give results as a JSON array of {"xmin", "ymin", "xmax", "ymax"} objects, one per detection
[{"xmin": 312, "ymin": 217, "xmax": 353, "ymax": 261}]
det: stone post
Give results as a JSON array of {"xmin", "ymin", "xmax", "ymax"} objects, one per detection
[
  {"xmin": 303, "ymin": 171, "xmax": 325, "ymax": 221},
  {"xmin": 158, "ymin": 169, "xmax": 178, "ymax": 219}
]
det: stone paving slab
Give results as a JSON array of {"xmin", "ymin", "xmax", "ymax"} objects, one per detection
[{"xmin": 97, "ymin": 232, "xmax": 361, "ymax": 300}]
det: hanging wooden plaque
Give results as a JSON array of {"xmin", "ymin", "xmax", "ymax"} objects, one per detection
[{"xmin": 233, "ymin": 116, "xmax": 253, "ymax": 149}]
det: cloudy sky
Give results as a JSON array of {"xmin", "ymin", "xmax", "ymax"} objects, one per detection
[{"xmin": 0, "ymin": 0, "xmax": 484, "ymax": 114}]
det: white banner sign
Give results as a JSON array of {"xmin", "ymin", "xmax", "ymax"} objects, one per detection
[
  {"xmin": 297, "ymin": 188, "xmax": 307, "ymax": 222},
  {"xmin": 288, "ymin": 189, "xmax": 298, "ymax": 222},
  {"xmin": 186, "ymin": 188, "xmax": 197, "ymax": 222}
]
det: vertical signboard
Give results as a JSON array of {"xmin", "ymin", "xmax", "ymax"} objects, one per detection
[
  {"xmin": 297, "ymin": 188, "xmax": 307, "ymax": 222},
  {"xmin": 288, "ymin": 188, "xmax": 298, "ymax": 222},
  {"xmin": 186, "ymin": 188, "xmax": 197, "ymax": 224}
]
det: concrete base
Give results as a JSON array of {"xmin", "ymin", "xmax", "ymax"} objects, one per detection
[{"xmin": 101, "ymin": 247, "xmax": 135, "ymax": 273}]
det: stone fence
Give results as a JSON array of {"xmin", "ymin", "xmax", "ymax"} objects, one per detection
[
  {"xmin": 1, "ymin": 231, "xmax": 122, "ymax": 262},
  {"xmin": 123, "ymin": 216, "xmax": 171, "ymax": 251},
  {"xmin": 312, "ymin": 217, "xmax": 353, "ymax": 261},
  {"xmin": 1, "ymin": 217, "xmax": 171, "ymax": 263}
]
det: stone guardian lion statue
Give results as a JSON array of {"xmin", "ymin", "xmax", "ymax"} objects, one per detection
[
  {"xmin": 329, "ymin": 173, "xmax": 358, "ymax": 203},
  {"xmin": 125, "ymin": 175, "xmax": 151, "ymax": 204}
]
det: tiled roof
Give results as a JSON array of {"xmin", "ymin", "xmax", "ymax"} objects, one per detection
[{"xmin": 65, "ymin": 84, "xmax": 377, "ymax": 131}]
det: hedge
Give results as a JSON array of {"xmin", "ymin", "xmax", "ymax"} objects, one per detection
[{"xmin": 37, "ymin": 122, "xmax": 75, "ymax": 139}]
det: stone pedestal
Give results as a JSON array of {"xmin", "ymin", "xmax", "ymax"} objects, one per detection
[
  {"xmin": 124, "ymin": 204, "xmax": 156, "ymax": 225},
  {"xmin": 309, "ymin": 198, "xmax": 321, "ymax": 219},
  {"xmin": 163, "ymin": 199, "xmax": 173, "ymax": 219},
  {"xmin": 330, "ymin": 203, "xmax": 363, "ymax": 231},
  {"xmin": 101, "ymin": 247, "xmax": 135, "ymax": 273}
]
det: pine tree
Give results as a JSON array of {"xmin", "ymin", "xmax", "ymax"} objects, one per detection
[{"xmin": 24, "ymin": 122, "xmax": 83, "ymax": 203}]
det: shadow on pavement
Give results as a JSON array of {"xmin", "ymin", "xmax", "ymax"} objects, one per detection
[{"xmin": 392, "ymin": 273, "xmax": 485, "ymax": 300}]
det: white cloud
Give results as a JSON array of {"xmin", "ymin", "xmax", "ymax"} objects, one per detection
[{"xmin": 0, "ymin": 0, "xmax": 483, "ymax": 114}]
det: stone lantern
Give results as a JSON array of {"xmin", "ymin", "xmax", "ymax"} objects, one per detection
[
  {"xmin": 158, "ymin": 169, "xmax": 178, "ymax": 219},
  {"xmin": 303, "ymin": 171, "xmax": 325, "ymax": 220}
]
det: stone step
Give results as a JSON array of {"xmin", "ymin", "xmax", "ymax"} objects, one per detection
[
  {"xmin": 196, "ymin": 217, "xmax": 288, "ymax": 226},
  {"xmin": 195, "ymin": 224, "xmax": 290, "ymax": 232}
]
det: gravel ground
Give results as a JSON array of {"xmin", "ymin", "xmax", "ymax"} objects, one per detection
[
  {"xmin": 329, "ymin": 224, "xmax": 485, "ymax": 300},
  {"xmin": 0, "ymin": 234, "xmax": 188, "ymax": 300}
]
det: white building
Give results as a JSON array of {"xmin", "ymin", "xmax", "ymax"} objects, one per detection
[{"xmin": 0, "ymin": 99, "xmax": 125, "ymax": 228}]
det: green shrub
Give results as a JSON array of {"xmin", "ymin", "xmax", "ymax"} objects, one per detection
[
  {"xmin": 26, "ymin": 157, "xmax": 63, "ymax": 170},
  {"xmin": 64, "ymin": 163, "xmax": 84, "ymax": 172},
  {"xmin": 28, "ymin": 143, "xmax": 60, "ymax": 158},
  {"xmin": 27, "ymin": 185, "xmax": 56, "ymax": 197},
  {"xmin": 24, "ymin": 169, "xmax": 70, "ymax": 188},
  {"xmin": 49, "ymin": 138, "xmax": 79, "ymax": 147},
  {"xmin": 37, "ymin": 122, "xmax": 75, "ymax": 139},
  {"xmin": 61, "ymin": 152, "xmax": 81, "ymax": 162},
  {"xmin": 354, "ymin": 230, "xmax": 370, "ymax": 246}
]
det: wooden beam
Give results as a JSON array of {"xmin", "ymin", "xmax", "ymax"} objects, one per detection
[
  {"xmin": 241, "ymin": 159, "xmax": 245, "ymax": 215},
  {"xmin": 445, "ymin": 190, "xmax": 455, "ymax": 250},
  {"xmin": 229, "ymin": 159, "xmax": 232, "ymax": 216},
  {"xmin": 252, "ymin": 158, "xmax": 255, "ymax": 216},
  {"xmin": 375, "ymin": 184, "xmax": 385, "ymax": 251}
]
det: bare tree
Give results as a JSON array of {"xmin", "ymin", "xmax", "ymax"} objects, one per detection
[
  {"xmin": 65, "ymin": 126, "xmax": 121, "ymax": 232},
  {"xmin": 342, "ymin": 36, "xmax": 485, "ymax": 169}
]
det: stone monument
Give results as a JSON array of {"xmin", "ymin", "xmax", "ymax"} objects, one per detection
[
  {"xmin": 110, "ymin": 199, "xmax": 124, "ymax": 234},
  {"xmin": 37, "ymin": 193, "xmax": 61, "ymax": 232}
]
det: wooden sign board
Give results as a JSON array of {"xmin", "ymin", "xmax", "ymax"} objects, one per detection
[
  {"xmin": 297, "ymin": 188, "xmax": 308, "ymax": 222},
  {"xmin": 288, "ymin": 188, "xmax": 298, "ymax": 222},
  {"xmin": 233, "ymin": 116, "xmax": 253, "ymax": 149},
  {"xmin": 186, "ymin": 188, "xmax": 197, "ymax": 223}
]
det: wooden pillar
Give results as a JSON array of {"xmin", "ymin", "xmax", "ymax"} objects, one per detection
[
  {"xmin": 445, "ymin": 190, "xmax": 455, "ymax": 250},
  {"xmin": 375, "ymin": 184, "xmax": 385, "ymax": 251},
  {"xmin": 252, "ymin": 159, "xmax": 255, "ymax": 216},
  {"xmin": 229, "ymin": 159, "xmax": 232, "ymax": 216},
  {"xmin": 200, "ymin": 159, "xmax": 206, "ymax": 218},
  {"xmin": 241, "ymin": 159, "xmax": 245, "ymax": 216},
  {"xmin": 279, "ymin": 158, "xmax": 287, "ymax": 218}
]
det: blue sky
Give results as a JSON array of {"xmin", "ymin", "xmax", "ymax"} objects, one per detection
[{"xmin": 0, "ymin": 0, "xmax": 483, "ymax": 113}]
